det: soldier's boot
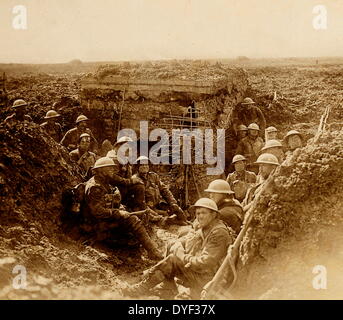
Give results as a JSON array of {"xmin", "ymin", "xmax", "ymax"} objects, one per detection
[
  {"xmin": 135, "ymin": 225, "xmax": 163, "ymax": 260},
  {"xmin": 122, "ymin": 270, "xmax": 165, "ymax": 297}
]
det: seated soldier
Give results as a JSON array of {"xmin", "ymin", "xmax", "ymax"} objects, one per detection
[
  {"xmin": 83, "ymin": 157, "xmax": 162, "ymax": 260},
  {"xmin": 69, "ymin": 133, "xmax": 97, "ymax": 179},
  {"xmin": 61, "ymin": 115, "xmax": 98, "ymax": 152},
  {"xmin": 40, "ymin": 110, "xmax": 63, "ymax": 142},
  {"xmin": 260, "ymin": 139, "xmax": 284, "ymax": 164},
  {"xmin": 132, "ymin": 156, "xmax": 188, "ymax": 225},
  {"xmin": 242, "ymin": 153, "xmax": 279, "ymax": 212},
  {"xmin": 122, "ymin": 198, "xmax": 233, "ymax": 299},
  {"xmin": 204, "ymin": 179, "xmax": 243, "ymax": 235},
  {"xmin": 235, "ymin": 123, "xmax": 264, "ymax": 174},
  {"xmin": 226, "ymin": 155, "xmax": 257, "ymax": 202}
]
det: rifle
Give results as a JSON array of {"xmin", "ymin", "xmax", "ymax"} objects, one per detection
[
  {"xmin": 201, "ymin": 172, "xmax": 276, "ymax": 300},
  {"xmin": 314, "ymin": 105, "xmax": 331, "ymax": 143}
]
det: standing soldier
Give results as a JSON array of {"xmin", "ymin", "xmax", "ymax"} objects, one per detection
[
  {"xmin": 60, "ymin": 115, "xmax": 98, "ymax": 152},
  {"xmin": 40, "ymin": 110, "xmax": 63, "ymax": 142},
  {"xmin": 265, "ymin": 126, "xmax": 278, "ymax": 141},
  {"xmin": 226, "ymin": 155, "xmax": 257, "ymax": 202},
  {"xmin": 70, "ymin": 133, "xmax": 97, "ymax": 178},
  {"xmin": 122, "ymin": 198, "xmax": 233, "ymax": 299},
  {"xmin": 132, "ymin": 156, "xmax": 188, "ymax": 225},
  {"xmin": 235, "ymin": 123, "xmax": 264, "ymax": 174},
  {"xmin": 260, "ymin": 139, "xmax": 285, "ymax": 164},
  {"xmin": 83, "ymin": 157, "xmax": 162, "ymax": 260},
  {"xmin": 232, "ymin": 97, "xmax": 266, "ymax": 137},
  {"xmin": 4, "ymin": 99, "xmax": 32, "ymax": 123},
  {"xmin": 204, "ymin": 179, "xmax": 243, "ymax": 235},
  {"xmin": 236, "ymin": 124, "xmax": 248, "ymax": 142}
]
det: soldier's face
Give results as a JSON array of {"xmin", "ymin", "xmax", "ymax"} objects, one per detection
[
  {"xmin": 196, "ymin": 208, "xmax": 216, "ymax": 229},
  {"xmin": 288, "ymin": 135, "xmax": 302, "ymax": 150},
  {"xmin": 138, "ymin": 164, "xmax": 149, "ymax": 175},
  {"xmin": 208, "ymin": 193, "xmax": 225, "ymax": 204},
  {"xmin": 234, "ymin": 161, "xmax": 245, "ymax": 172},
  {"xmin": 268, "ymin": 132, "xmax": 278, "ymax": 140},
  {"xmin": 238, "ymin": 131, "xmax": 247, "ymax": 139},
  {"xmin": 259, "ymin": 164, "xmax": 276, "ymax": 180},
  {"xmin": 249, "ymin": 129, "xmax": 259, "ymax": 138},
  {"xmin": 79, "ymin": 137, "xmax": 90, "ymax": 150},
  {"xmin": 103, "ymin": 165, "xmax": 119, "ymax": 178},
  {"xmin": 77, "ymin": 121, "xmax": 88, "ymax": 132}
]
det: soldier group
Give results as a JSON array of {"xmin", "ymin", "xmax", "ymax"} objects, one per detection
[{"xmin": 3, "ymin": 97, "xmax": 304, "ymax": 299}]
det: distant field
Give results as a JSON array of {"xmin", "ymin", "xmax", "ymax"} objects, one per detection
[{"xmin": 1, "ymin": 57, "xmax": 343, "ymax": 76}]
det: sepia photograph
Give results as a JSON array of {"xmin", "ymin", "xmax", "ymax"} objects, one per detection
[{"xmin": 0, "ymin": 0, "xmax": 342, "ymax": 306}]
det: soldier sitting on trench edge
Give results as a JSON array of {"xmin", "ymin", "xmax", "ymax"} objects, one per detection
[{"xmin": 131, "ymin": 156, "xmax": 188, "ymax": 226}]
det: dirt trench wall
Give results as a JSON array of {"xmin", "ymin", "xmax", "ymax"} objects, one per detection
[{"xmin": 233, "ymin": 131, "xmax": 343, "ymax": 299}]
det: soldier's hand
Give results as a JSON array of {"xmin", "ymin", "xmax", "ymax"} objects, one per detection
[
  {"xmin": 119, "ymin": 210, "xmax": 130, "ymax": 219},
  {"xmin": 131, "ymin": 176, "xmax": 144, "ymax": 185},
  {"xmin": 174, "ymin": 244, "xmax": 185, "ymax": 261}
]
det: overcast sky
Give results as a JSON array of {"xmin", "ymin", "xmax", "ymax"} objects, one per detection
[{"xmin": 0, "ymin": 0, "xmax": 342, "ymax": 63}]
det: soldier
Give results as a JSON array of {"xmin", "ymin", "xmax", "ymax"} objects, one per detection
[
  {"xmin": 235, "ymin": 123, "xmax": 264, "ymax": 174},
  {"xmin": 226, "ymin": 155, "xmax": 257, "ymax": 202},
  {"xmin": 242, "ymin": 153, "xmax": 279, "ymax": 211},
  {"xmin": 83, "ymin": 157, "xmax": 162, "ymax": 260},
  {"xmin": 204, "ymin": 179, "xmax": 243, "ymax": 235},
  {"xmin": 40, "ymin": 110, "xmax": 62, "ymax": 142},
  {"xmin": 232, "ymin": 97, "xmax": 266, "ymax": 137},
  {"xmin": 260, "ymin": 139, "xmax": 285, "ymax": 164},
  {"xmin": 284, "ymin": 130, "xmax": 303, "ymax": 152},
  {"xmin": 70, "ymin": 133, "xmax": 97, "ymax": 178},
  {"xmin": 4, "ymin": 99, "xmax": 32, "ymax": 123},
  {"xmin": 122, "ymin": 198, "xmax": 233, "ymax": 299},
  {"xmin": 265, "ymin": 126, "xmax": 278, "ymax": 141},
  {"xmin": 132, "ymin": 156, "xmax": 188, "ymax": 225},
  {"xmin": 106, "ymin": 150, "xmax": 146, "ymax": 212},
  {"xmin": 60, "ymin": 115, "xmax": 98, "ymax": 152},
  {"xmin": 236, "ymin": 124, "xmax": 248, "ymax": 142}
]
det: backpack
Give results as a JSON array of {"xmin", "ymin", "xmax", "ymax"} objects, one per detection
[{"xmin": 62, "ymin": 182, "xmax": 86, "ymax": 219}]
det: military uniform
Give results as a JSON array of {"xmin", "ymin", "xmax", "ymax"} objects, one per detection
[
  {"xmin": 61, "ymin": 127, "xmax": 98, "ymax": 152},
  {"xmin": 4, "ymin": 113, "xmax": 32, "ymax": 123},
  {"xmin": 125, "ymin": 218, "xmax": 233, "ymax": 299},
  {"xmin": 40, "ymin": 121, "xmax": 63, "ymax": 142},
  {"xmin": 235, "ymin": 136, "xmax": 264, "ymax": 174},
  {"xmin": 83, "ymin": 175, "xmax": 159, "ymax": 255},
  {"xmin": 226, "ymin": 170, "xmax": 257, "ymax": 202},
  {"xmin": 232, "ymin": 105, "xmax": 266, "ymax": 136},
  {"xmin": 134, "ymin": 171, "xmax": 177, "ymax": 209},
  {"xmin": 217, "ymin": 198, "xmax": 243, "ymax": 235},
  {"xmin": 69, "ymin": 148, "xmax": 97, "ymax": 177}
]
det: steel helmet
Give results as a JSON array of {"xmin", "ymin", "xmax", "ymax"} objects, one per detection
[
  {"xmin": 191, "ymin": 198, "xmax": 218, "ymax": 213},
  {"xmin": 248, "ymin": 123, "xmax": 260, "ymax": 131},
  {"xmin": 232, "ymin": 154, "xmax": 247, "ymax": 163},
  {"xmin": 92, "ymin": 157, "xmax": 117, "ymax": 170},
  {"xmin": 205, "ymin": 179, "xmax": 235, "ymax": 194},
  {"xmin": 78, "ymin": 133, "xmax": 91, "ymax": 143},
  {"xmin": 241, "ymin": 97, "xmax": 255, "ymax": 105},
  {"xmin": 285, "ymin": 130, "xmax": 302, "ymax": 140},
  {"xmin": 106, "ymin": 150, "xmax": 117, "ymax": 159},
  {"xmin": 44, "ymin": 110, "xmax": 60, "ymax": 119},
  {"xmin": 114, "ymin": 136, "xmax": 133, "ymax": 146},
  {"xmin": 255, "ymin": 153, "xmax": 280, "ymax": 166},
  {"xmin": 12, "ymin": 99, "xmax": 28, "ymax": 108},
  {"xmin": 237, "ymin": 124, "xmax": 248, "ymax": 131},
  {"xmin": 76, "ymin": 115, "xmax": 89, "ymax": 124},
  {"xmin": 261, "ymin": 139, "xmax": 283, "ymax": 151},
  {"xmin": 266, "ymin": 126, "xmax": 278, "ymax": 133},
  {"xmin": 135, "ymin": 155, "xmax": 150, "ymax": 164}
]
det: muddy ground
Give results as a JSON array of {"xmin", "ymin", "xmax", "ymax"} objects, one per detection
[{"xmin": 0, "ymin": 60, "xmax": 343, "ymax": 299}]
